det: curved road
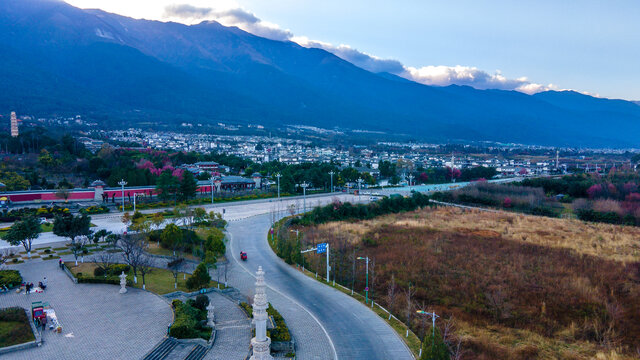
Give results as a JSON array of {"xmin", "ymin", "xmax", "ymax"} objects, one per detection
[{"xmin": 225, "ymin": 214, "xmax": 414, "ymax": 360}]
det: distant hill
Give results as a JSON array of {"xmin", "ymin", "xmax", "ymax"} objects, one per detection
[{"xmin": 1, "ymin": 0, "xmax": 639, "ymax": 147}]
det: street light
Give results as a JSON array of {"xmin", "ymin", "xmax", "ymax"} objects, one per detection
[
  {"xmin": 118, "ymin": 179, "xmax": 127, "ymax": 212},
  {"xmin": 328, "ymin": 170, "xmax": 335, "ymax": 193},
  {"xmin": 207, "ymin": 175, "xmax": 214, "ymax": 204},
  {"xmin": 357, "ymin": 256, "xmax": 370, "ymax": 304},
  {"xmin": 300, "ymin": 182, "xmax": 309, "ymax": 213},
  {"xmin": 133, "ymin": 193, "xmax": 144, "ymax": 213},
  {"xmin": 356, "ymin": 178, "xmax": 364, "ymax": 202},
  {"xmin": 275, "ymin": 173, "xmax": 282, "ymax": 199},
  {"xmin": 416, "ymin": 310, "xmax": 440, "ymax": 338}
]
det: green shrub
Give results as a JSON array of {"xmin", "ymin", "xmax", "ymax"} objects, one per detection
[
  {"xmin": 193, "ymin": 294, "xmax": 210, "ymax": 311},
  {"xmin": 77, "ymin": 276, "xmax": 132, "ymax": 286},
  {"xmin": 44, "ymin": 249, "xmax": 51, "ymax": 254},
  {"xmin": 170, "ymin": 300, "xmax": 211, "ymax": 340},
  {"xmin": 186, "ymin": 263, "xmax": 211, "ymax": 291},
  {"xmin": 94, "ymin": 267, "xmax": 106, "ymax": 277},
  {"xmin": 108, "ymin": 264, "xmax": 130, "ymax": 276},
  {"xmin": 0, "ymin": 270, "xmax": 22, "ymax": 288}
]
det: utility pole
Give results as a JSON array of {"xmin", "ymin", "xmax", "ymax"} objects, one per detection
[
  {"xmin": 118, "ymin": 179, "xmax": 127, "ymax": 212},
  {"xmin": 328, "ymin": 170, "xmax": 335, "ymax": 193},
  {"xmin": 300, "ymin": 182, "xmax": 309, "ymax": 212},
  {"xmin": 357, "ymin": 256, "xmax": 370, "ymax": 303},
  {"xmin": 275, "ymin": 173, "xmax": 282, "ymax": 199}
]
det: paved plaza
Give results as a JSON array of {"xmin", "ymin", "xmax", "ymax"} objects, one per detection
[{"xmin": 0, "ymin": 260, "xmax": 173, "ymax": 360}]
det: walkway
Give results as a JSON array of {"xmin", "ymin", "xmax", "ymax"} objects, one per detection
[{"xmin": 0, "ymin": 260, "xmax": 172, "ymax": 360}]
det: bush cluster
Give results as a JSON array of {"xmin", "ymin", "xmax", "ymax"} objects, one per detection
[
  {"xmin": 79, "ymin": 205, "xmax": 110, "ymax": 215},
  {"xmin": 0, "ymin": 270, "xmax": 23, "ymax": 288},
  {"xmin": 169, "ymin": 299, "xmax": 212, "ymax": 340},
  {"xmin": 267, "ymin": 304, "xmax": 291, "ymax": 342},
  {"xmin": 93, "ymin": 264, "xmax": 130, "ymax": 277},
  {"xmin": 0, "ymin": 205, "xmax": 68, "ymax": 222}
]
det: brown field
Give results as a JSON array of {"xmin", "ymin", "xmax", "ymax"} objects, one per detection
[{"xmin": 299, "ymin": 207, "xmax": 640, "ymax": 359}]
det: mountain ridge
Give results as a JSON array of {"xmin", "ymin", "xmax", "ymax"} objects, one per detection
[{"xmin": 1, "ymin": 0, "xmax": 639, "ymax": 147}]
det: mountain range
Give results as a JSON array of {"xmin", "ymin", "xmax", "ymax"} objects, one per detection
[{"xmin": 1, "ymin": 0, "xmax": 639, "ymax": 147}]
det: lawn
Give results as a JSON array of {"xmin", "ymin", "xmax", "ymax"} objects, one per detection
[
  {"xmin": 0, "ymin": 307, "xmax": 35, "ymax": 348},
  {"xmin": 65, "ymin": 262, "xmax": 222, "ymax": 295},
  {"xmin": 294, "ymin": 206, "xmax": 640, "ymax": 359},
  {"xmin": 0, "ymin": 223, "xmax": 53, "ymax": 239},
  {"xmin": 146, "ymin": 242, "xmax": 200, "ymax": 262}
]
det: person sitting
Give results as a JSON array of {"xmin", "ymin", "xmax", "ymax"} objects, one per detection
[{"xmin": 38, "ymin": 281, "xmax": 46, "ymax": 290}]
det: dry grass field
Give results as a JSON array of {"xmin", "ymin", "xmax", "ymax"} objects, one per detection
[{"xmin": 300, "ymin": 206, "xmax": 640, "ymax": 359}]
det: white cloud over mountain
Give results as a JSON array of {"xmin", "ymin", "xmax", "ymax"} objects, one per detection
[{"xmin": 164, "ymin": 4, "xmax": 555, "ymax": 94}]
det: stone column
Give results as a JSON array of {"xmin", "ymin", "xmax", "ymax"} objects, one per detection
[
  {"xmin": 250, "ymin": 266, "xmax": 272, "ymax": 360},
  {"xmin": 119, "ymin": 271, "xmax": 127, "ymax": 294}
]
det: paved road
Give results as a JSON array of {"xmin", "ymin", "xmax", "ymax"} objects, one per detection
[
  {"xmin": 0, "ymin": 193, "xmax": 366, "ymax": 249},
  {"xmin": 226, "ymin": 214, "xmax": 414, "ymax": 360}
]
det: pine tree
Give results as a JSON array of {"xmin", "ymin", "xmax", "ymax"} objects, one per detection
[
  {"xmin": 180, "ymin": 171, "xmax": 197, "ymax": 201},
  {"xmin": 420, "ymin": 326, "xmax": 449, "ymax": 360},
  {"xmin": 186, "ymin": 262, "xmax": 211, "ymax": 290}
]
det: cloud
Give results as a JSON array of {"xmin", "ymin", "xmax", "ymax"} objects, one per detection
[
  {"xmin": 292, "ymin": 36, "xmax": 405, "ymax": 74},
  {"xmin": 164, "ymin": 4, "xmax": 213, "ymax": 19},
  {"xmin": 164, "ymin": 4, "xmax": 292, "ymax": 41},
  {"xmin": 401, "ymin": 65, "xmax": 556, "ymax": 94},
  {"xmin": 163, "ymin": 3, "xmax": 560, "ymax": 94}
]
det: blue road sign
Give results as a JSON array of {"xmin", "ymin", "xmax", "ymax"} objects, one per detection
[{"xmin": 317, "ymin": 243, "xmax": 327, "ymax": 254}]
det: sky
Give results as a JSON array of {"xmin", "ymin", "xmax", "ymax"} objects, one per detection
[{"xmin": 64, "ymin": 0, "xmax": 640, "ymax": 100}]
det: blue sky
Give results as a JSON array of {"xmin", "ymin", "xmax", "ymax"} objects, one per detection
[{"xmin": 66, "ymin": 0, "xmax": 640, "ymax": 100}]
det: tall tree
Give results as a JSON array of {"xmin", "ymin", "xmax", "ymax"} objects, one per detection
[
  {"xmin": 53, "ymin": 214, "xmax": 92, "ymax": 265},
  {"xmin": 5, "ymin": 216, "xmax": 41, "ymax": 258},
  {"xmin": 179, "ymin": 171, "xmax": 198, "ymax": 201},
  {"xmin": 156, "ymin": 171, "xmax": 179, "ymax": 201},
  {"xmin": 186, "ymin": 262, "xmax": 211, "ymax": 291}
]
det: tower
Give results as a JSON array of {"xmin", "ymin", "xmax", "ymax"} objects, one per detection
[
  {"xmin": 555, "ymin": 150, "xmax": 559, "ymax": 170},
  {"xmin": 10, "ymin": 112, "xmax": 19, "ymax": 137},
  {"xmin": 250, "ymin": 266, "xmax": 273, "ymax": 360}
]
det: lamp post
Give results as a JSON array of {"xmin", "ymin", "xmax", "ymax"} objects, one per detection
[
  {"xmin": 300, "ymin": 182, "xmax": 309, "ymax": 213},
  {"xmin": 328, "ymin": 170, "xmax": 335, "ymax": 193},
  {"xmin": 357, "ymin": 256, "xmax": 370, "ymax": 304},
  {"xmin": 133, "ymin": 193, "xmax": 143, "ymax": 213},
  {"xmin": 416, "ymin": 310, "xmax": 440, "ymax": 338},
  {"xmin": 118, "ymin": 179, "xmax": 127, "ymax": 212},
  {"xmin": 275, "ymin": 173, "xmax": 281, "ymax": 199},
  {"xmin": 209, "ymin": 175, "xmax": 215, "ymax": 204}
]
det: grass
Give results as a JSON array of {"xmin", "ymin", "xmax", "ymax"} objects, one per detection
[
  {"xmin": 0, "ymin": 307, "xmax": 35, "ymax": 348},
  {"xmin": 146, "ymin": 242, "xmax": 200, "ymax": 262},
  {"xmin": 65, "ymin": 262, "xmax": 223, "ymax": 295},
  {"xmin": 317, "ymin": 206, "xmax": 640, "ymax": 263},
  {"xmin": 297, "ymin": 207, "xmax": 640, "ymax": 359},
  {"xmin": 52, "ymin": 247, "xmax": 67, "ymax": 251}
]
